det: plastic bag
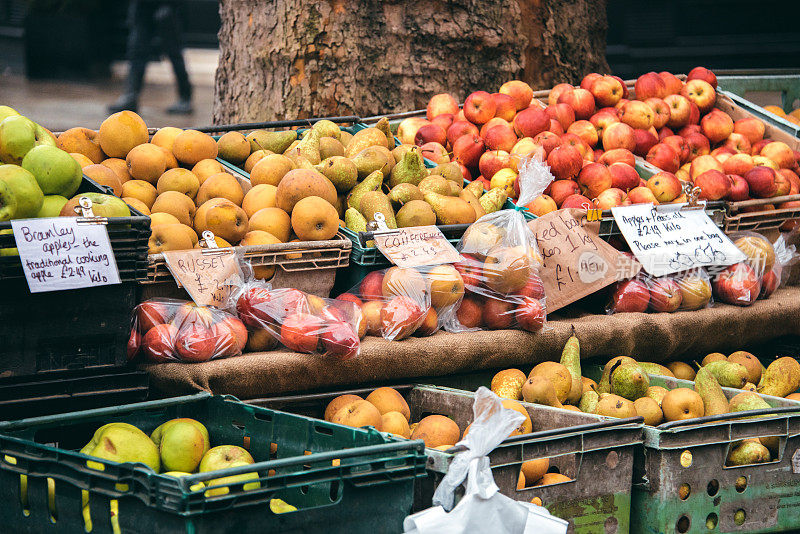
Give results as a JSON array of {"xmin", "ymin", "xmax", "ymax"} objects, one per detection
[
  {"xmin": 128, "ymin": 298, "xmax": 247, "ymax": 363},
  {"xmin": 338, "ymin": 262, "xmax": 464, "ymax": 341},
  {"xmin": 763, "ymin": 234, "xmax": 799, "ymax": 297},
  {"xmin": 403, "ymin": 387, "xmax": 568, "ymax": 534},
  {"xmin": 449, "ymin": 210, "xmax": 547, "ymax": 332},
  {"xmin": 515, "ymin": 156, "xmax": 555, "ymax": 210}
]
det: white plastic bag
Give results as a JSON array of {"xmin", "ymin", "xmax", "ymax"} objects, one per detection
[
  {"xmin": 516, "ymin": 156, "xmax": 555, "ymax": 208},
  {"xmin": 403, "ymin": 387, "xmax": 568, "ymax": 534}
]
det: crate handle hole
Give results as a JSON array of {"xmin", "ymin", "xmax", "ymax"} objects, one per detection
[
  {"xmin": 82, "ymin": 489, "xmax": 92, "ymax": 533},
  {"xmin": 678, "ymin": 483, "xmax": 690, "ymax": 500},
  {"xmin": 231, "ymin": 420, "xmax": 246, "ymax": 430},
  {"xmin": 47, "ymin": 477, "xmax": 57, "ymax": 523},
  {"xmin": 676, "ymin": 515, "xmax": 690, "ymax": 533},
  {"xmin": 734, "ymin": 509, "xmax": 746, "ymax": 526},
  {"xmin": 19, "ymin": 474, "xmax": 29, "ymax": 517},
  {"xmin": 735, "ymin": 476, "xmax": 747, "ymax": 493},
  {"xmin": 314, "ymin": 424, "xmax": 334, "ymax": 436},
  {"xmin": 253, "ymin": 412, "xmax": 273, "ymax": 422},
  {"xmin": 329, "ymin": 480, "xmax": 340, "ymax": 502},
  {"xmin": 680, "ymin": 450, "xmax": 692, "ymax": 468},
  {"xmin": 604, "ymin": 516, "xmax": 618, "ymax": 533},
  {"xmin": 706, "ymin": 479, "xmax": 719, "ymax": 497},
  {"xmin": 705, "ymin": 512, "xmax": 718, "ymax": 530},
  {"xmin": 300, "ymin": 485, "xmax": 309, "ymax": 495}
]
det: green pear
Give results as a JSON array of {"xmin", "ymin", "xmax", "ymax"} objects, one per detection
[
  {"xmin": 388, "ymin": 147, "xmax": 427, "ymax": 188},
  {"xmin": 424, "ymin": 192, "xmax": 477, "ymax": 225},
  {"xmin": 478, "ymin": 188, "xmax": 507, "ymax": 214},
  {"xmin": 346, "ymin": 170, "xmax": 383, "ymax": 210},
  {"xmin": 22, "ymin": 145, "xmax": 82, "ymax": 197},
  {"xmin": 396, "ymin": 200, "xmax": 436, "ymax": 228},
  {"xmin": 311, "ymin": 119, "xmax": 341, "ymax": 140},
  {"xmin": 344, "ymin": 207, "xmax": 372, "ymax": 245},
  {"xmin": 694, "ymin": 367, "xmax": 729, "ymax": 416},
  {"xmin": 418, "ymin": 175, "xmax": 452, "ymax": 196},
  {"xmin": 80, "ymin": 422, "xmax": 160, "ymax": 472},
  {"xmin": 637, "ymin": 362, "xmax": 675, "ymax": 378},
  {"xmin": 36, "ymin": 195, "xmax": 68, "ymax": 218},
  {"xmin": 376, "ymin": 117, "xmax": 396, "ymax": 150},
  {"xmin": 459, "ymin": 189, "xmax": 485, "ymax": 219},
  {"xmin": 0, "ymin": 180, "xmax": 19, "ymax": 221},
  {"xmin": 596, "ymin": 357, "xmax": 637, "ymax": 395},
  {"xmin": 560, "ymin": 328, "xmax": 583, "ymax": 405},
  {"xmin": 0, "ymin": 164, "xmax": 44, "ymax": 218},
  {"xmin": 316, "ymin": 156, "xmax": 358, "ymax": 193},
  {"xmin": 352, "ymin": 146, "xmax": 393, "ymax": 179},
  {"xmin": 447, "ymin": 180, "xmax": 463, "ymax": 195},
  {"xmin": 703, "ymin": 361, "xmax": 748, "ymax": 389},
  {"xmin": 726, "ymin": 440, "xmax": 771, "ymax": 466},
  {"xmin": 286, "ymin": 128, "xmax": 321, "ymax": 165},
  {"xmin": 388, "ymin": 183, "xmax": 423, "ymax": 208},
  {"xmin": 151, "ymin": 418, "xmax": 211, "ymax": 473},
  {"xmin": 345, "ymin": 128, "xmax": 388, "ymax": 158},
  {"xmin": 758, "ymin": 357, "xmax": 800, "ymax": 398},
  {"xmin": 430, "ymin": 162, "xmax": 463, "ymax": 184},
  {"xmin": 246, "ymin": 130, "xmax": 296, "ymax": 154},
  {"xmin": 579, "ymin": 390, "xmax": 599, "ymax": 413},
  {"xmin": 610, "ymin": 363, "xmax": 650, "ymax": 401},
  {"xmin": 728, "ymin": 391, "xmax": 771, "ymax": 412},
  {"xmin": 392, "ymin": 144, "xmax": 413, "ymax": 165},
  {"xmin": 203, "ymin": 460, "xmax": 260, "ymax": 497},
  {"xmin": 359, "ymin": 191, "xmax": 397, "ymax": 229},
  {"xmin": 464, "ymin": 180, "xmax": 485, "ymax": 198},
  {"xmin": 319, "ymin": 137, "xmax": 345, "ymax": 160}
]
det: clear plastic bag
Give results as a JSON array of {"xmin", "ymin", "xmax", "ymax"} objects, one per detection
[
  {"xmin": 765, "ymin": 234, "xmax": 799, "ymax": 297},
  {"xmin": 608, "ymin": 266, "xmax": 714, "ymax": 314},
  {"xmin": 515, "ymin": 156, "xmax": 556, "ymax": 210},
  {"xmin": 449, "ymin": 210, "xmax": 547, "ymax": 332},
  {"xmin": 711, "ymin": 262, "xmax": 761, "ymax": 307},
  {"xmin": 128, "ymin": 298, "xmax": 247, "ymax": 363}
]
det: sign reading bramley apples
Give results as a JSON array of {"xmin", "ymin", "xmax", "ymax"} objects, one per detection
[
  {"xmin": 11, "ymin": 218, "xmax": 120, "ymax": 292},
  {"xmin": 611, "ymin": 203, "xmax": 745, "ymax": 277}
]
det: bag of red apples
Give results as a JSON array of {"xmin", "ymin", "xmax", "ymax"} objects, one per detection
[
  {"xmin": 710, "ymin": 231, "xmax": 786, "ymax": 306},
  {"xmin": 128, "ymin": 299, "xmax": 249, "ymax": 363},
  {"xmin": 608, "ymin": 267, "xmax": 714, "ymax": 314},
  {"xmin": 448, "ymin": 209, "xmax": 548, "ymax": 332},
  {"xmin": 234, "ymin": 281, "xmax": 363, "ymax": 359}
]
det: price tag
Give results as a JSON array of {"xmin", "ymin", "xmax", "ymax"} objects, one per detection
[
  {"xmin": 611, "ymin": 203, "xmax": 746, "ymax": 277},
  {"xmin": 11, "ymin": 217, "xmax": 121, "ymax": 292},
  {"xmin": 374, "ymin": 226, "xmax": 461, "ymax": 268},
  {"xmin": 163, "ymin": 248, "xmax": 243, "ymax": 307}
]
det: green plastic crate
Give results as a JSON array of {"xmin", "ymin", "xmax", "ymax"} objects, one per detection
[{"xmin": 0, "ymin": 393, "xmax": 426, "ymax": 534}]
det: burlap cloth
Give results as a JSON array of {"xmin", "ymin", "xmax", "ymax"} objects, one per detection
[{"xmin": 143, "ymin": 287, "xmax": 800, "ymax": 399}]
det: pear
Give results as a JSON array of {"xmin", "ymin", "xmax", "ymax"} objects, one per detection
[
  {"xmin": 359, "ymin": 191, "xmax": 397, "ymax": 229},
  {"xmin": 578, "ymin": 390, "xmax": 599, "ymax": 413},
  {"xmin": 80, "ymin": 422, "xmax": 160, "ymax": 472},
  {"xmin": 594, "ymin": 394, "xmax": 637, "ymax": 418},
  {"xmin": 560, "ymin": 327, "xmax": 583, "ymax": 405},
  {"xmin": 703, "ymin": 361, "xmax": 748, "ymax": 389},
  {"xmin": 246, "ymin": 130, "xmax": 296, "ymax": 154},
  {"xmin": 388, "ymin": 183, "xmax": 423, "ymax": 208},
  {"xmin": 465, "ymin": 180, "xmax": 485, "ymax": 198},
  {"xmin": 388, "ymin": 147, "xmax": 428, "ymax": 187},
  {"xmin": 352, "ymin": 146, "xmax": 393, "ymax": 179},
  {"xmin": 150, "ymin": 418, "xmax": 211, "ymax": 473},
  {"xmin": 311, "ymin": 119, "xmax": 341, "ymax": 140},
  {"xmin": 610, "ymin": 363, "xmax": 650, "ymax": 401},
  {"xmin": 418, "ymin": 175, "xmax": 452, "ymax": 196},
  {"xmin": 637, "ymin": 362, "xmax": 675, "ymax": 378},
  {"xmin": 424, "ymin": 192, "xmax": 477, "ymax": 225},
  {"xmin": 284, "ymin": 151, "xmax": 315, "ymax": 170},
  {"xmin": 521, "ymin": 376, "xmax": 563, "ymax": 408},
  {"xmin": 376, "ymin": 117, "xmax": 396, "ymax": 150},
  {"xmin": 758, "ymin": 357, "xmax": 800, "ymax": 398},
  {"xmin": 346, "ymin": 170, "xmax": 383, "ymax": 210},
  {"xmin": 726, "ymin": 440, "xmax": 771, "ymax": 466},
  {"xmin": 345, "ymin": 208, "xmax": 372, "ymax": 245},
  {"xmin": 430, "ymin": 162, "xmax": 463, "ymax": 184},
  {"xmin": 728, "ymin": 391, "xmax": 771, "ymax": 413},
  {"xmin": 345, "ymin": 128, "xmax": 388, "ymax": 158},
  {"xmin": 447, "ymin": 181, "xmax": 463, "ymax": 195},
  {"xmin": 459, "ymin": 188, "xmax": 486, "ymax": 219},
  {"xmin": 340, "ymin": 130, "xmax": 353, "ymax": 148},
  {"xmin": 396, "ymin": 200, "xmax": 436, "ymax": 228},
  {"xmin": 478, "ymin": 188, "xmax": 507, "ymax": 214},
  {"xmin": 392, "ymin": 144, "xmax": 413, "ymax": 164},
  {"xmin": 645, "ymin": 386, "xmax": 669, "ymax": 407},
  {"xmin": 319, "ymin": 137, "xmax": 345, "ymax": 159},
  {"xmin": 285, "ymin": 128, "xmax": 321, "ymax": 165},
  {"xmin": 694, "ymin": 367, "xmax": 729, "ymax": 416},
  {"xmin": 596, "ymin": 356, "xmax": 637, "ymax": 394},
  {"xmin": 316, "ymin": 156, "xmax": 358, "ymax": 193}
]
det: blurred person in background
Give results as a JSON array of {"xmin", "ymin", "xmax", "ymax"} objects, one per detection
[{"xmin": 108, "ymin": 0, "xmax": 193, "ymax": 114}]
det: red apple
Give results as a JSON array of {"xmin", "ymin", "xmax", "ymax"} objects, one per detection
[
  {"xmin": 602, "ymin": 122, "xmax": 636, "ymax": 152},
  {"xmin": 646, "ymin": 171, "xmax": 683, "ymax": 202},
  {"xmin": 359, "ymin": 270, "xmax": 385, "ymax": 301},
  {"xmin": 644, "ymin": 98, "xmax": 670, "ymax": 129},
  {"xmin": 774, "ymin": 170, "xmax": 792, "ymax": 196},
  {"xmin": 700, "ymin": 109, "xmax": 734, "ymax": 144},
  {"xmin": 611, "ymin": 278, "xmax": 650, "ymax": 313},
  {"xmin": 627, "ymin": 186, "xmax": 659, "ymax": 205},
  {"xmin": 561, "ymin": 194, "xmax": 593, "ymax": 209},
  {"xmin": 722, "ymin": 133, "xmax": 751, "ymax": 155},
  {"xmin": 595, "ymin": 187, "xmax": 626, "ymax": 209},
  {"xmin": 484, "ymin": 125, "xmax": 517, "ymax": 153},
  {"xmin": 420, "ymin": 142, "xmax": 449, "ymax": 163},
  {"xmin": 658, "ymin": 71, "xmax": 684, "ymax": 95},
  {"xmin": 760, "ymin": 268, "xmax": 779, "ymax": 299},
  {"xmin": 659, "ymin": 127, "xmax": 675, "ymax": 140},
  {"xmin": 566, "ymin": 119, "xmax": 598, "ymax": 148},
  {"xmin": 687, "ymin": 66, "xmax": 718, "ymax": 89},
  {"xmin": 578, "ymin": 162, "xmax": 613, "ymax": 198},
  {"xmin": 142, "ymin": 323, "xmax": 178, "ymax": 363},
  {"xmin": 430, "ymin": 113, "xmax": 454, "ymax": 133},
  {"xmin": 519, "ymin": 272, "xmax": 545, "ymax": 300},
  {"xmin": 549, "ymin": 179, "xmax": 581, "ymax": 206},
  {"xmin": 744, "ymin": 166, "xmax": 779, "ymax": 198},
  {"xmin": 533, "ymin": 131, "xmax": 561, "ymax": 156},
  {"xmin": 136, "ymin": 301, "xmax": 173, "ymax": 333},
  {"xmin": 548, "ymin": 83, "xmax": 575, "ymax": 106},
  {"xmin": 457, "ymin": 295, "xmax": 484, "ymax": 328},
  {"xmin": 479, "ymin": 150, "xmax": 511, "ymax": 180},
  {"xmin": 548, "ymin": 119, "xmax": 565, "ymax": 135},
  {"xmin": 427, "ymin": 93, "xmax": 459, "ymax": 121},
  {"xmin": 635, "ymin": 72, "xmax": 667, "ymax": 100},
  {"xmin": 688, "ymin": 103, "xmax": 701, "ymax": 125},
  {"xmin": 727, "ymin": 174, "xmax": 750, "ymax": 201},
  {"xmin": 516, "ymin": 297, "xmax": 545, "ymax": 332},
  {"xmin": 336, "ymin": 292, "xmax": 363, "ymax": 308},
  {"xmin": 493, "ymin": 93, "xmax": 517, "ymax": 122},
  {"xmin": 619, "ymin": 100, "xmax": 655, "ymax": 130},
  {"xmin": 678, "ymin": 124, "xmax": 702, "ymax": 138},
  {"xmin": 581, "ymin": 73, "xmax": 603, "ymax": 91},
  {"xmin": 175, "ymin": 323, "xmax": 217, "ymax": 362},
  {"xmin": 661, "ymin": 135, "xmax": 690, "ymax": 164},
  {"xmin": 690, "ymin": 154, "xmax": 724, "ymax": 181},
  {"xmin": 235, "ymin": 286, "xmax": 273, "ymax": 328},
  {"xmin": 649, "ymin": 278, "xmax": 683, "ymax": 312},
  {"xmin": 560, "ymin": 133, "xmax": 590, "ymax": 158},
  {"xmin": 483, "ymin": 297, "xmax": 514, "ymax": 329},
  {"xmin": 761, "ymin": 141, "xmax": 796, "ymax": 169},
  {"xmin": 380, "ymin": 296, "xmax": 425, "ymax": 340},
  {"xmin": 685, "ymin": 132, "xmax": 711, "ymax": 160},
  {"xmin": 608, "ymin": 162, "xmax": 640, "ymax": 190},
  {"xmin": 414, "ymin": 123, "xmax": 447, "ymax": 146},
  {"xmin": 464, "ymin": 91, "xmax": 497, "ymax": 124},
  {"xmin": 281, "ymin": 313, "xmax": 324, "ymax": 352},
  {"xmin": 751, "ymin": 139, "xmax": 772, "ymax": 157},
  {"xmin": 600, "ymin": 148, "xmax": 635, "ymax": 167},
  {"xmin": 646, "ymin": 143, "xmax": 680, "ymax": 173},
  {"xmin": 547, "ymin": 145, "xmax": 583, "ymax": 180},
  {"xmin": 127, "ymin": 329, "xmax": 141, "ymax": 361},
  {"xmin": 713, "ymin": 263, "xmax": 760, "ymax": 306},
  {"xmin": 321, "ymin": 320, "xmax": 359, "ymax": 360},
  {"xmin": 214, "ymin": 316, "xmax": 248, "ymax": 354},
  {"xmin": 590, "ymin": 110, "xmax": 620, "ymax": 138},
  {"xmin": 513, "ymin": 107, "xmax": 550, "ymax": 138},
  {"xmin": 479, "ymin": 117, "xmax": 510, "ymax": 138},
  {"xmin": 545, "ymin": 103, "xmax": 576, "ymax": 130},
  {"xmin": 447, "ymin": 120, "xmax": 480, "ymax": 147},
  {"xmin": 500, "ymin": 80, "xmax": 534, "ymax": 110},
  {"xmin": 590, "ymin": 75, "xmax": 624, "ymax": 107},
  {"xmin": 694, "ymin": 169, "xmax": 731, "ymax": 200},
  {"xmin": 733, "ymin": 118, "xmax": 766, "ymax": 146},
  {"xmin": 779, "ymin": 168, "xmax": 800, "ymax": 194},
  {"xmin": 628, "ymin": 128, "xmax": 655, "ymax": 157},
  {"xmin": 664, "ymin": 94, "xmax": 692, "ymax": 129},
  {"xmin": 681, "ymin": 80, "xmax": 716, "ymax": 113},
  {"xmin": 453, "ymin": 135, "xmax": 485, "ymax": 169}
]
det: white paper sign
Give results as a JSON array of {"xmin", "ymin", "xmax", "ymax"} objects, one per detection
[
  {"xmin": 610, "ymin": 203, "xmax": 746, "ymax": 277},
  {"xmin": 11, "ymin": 218, "xmax": 121, "ymax": 292}
]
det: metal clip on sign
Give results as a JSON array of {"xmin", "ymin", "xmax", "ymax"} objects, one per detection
[
  {"xmin": 679, "ymin": 183, "xmax": 705, "ymax": 211},
  {"xmin": 199, "ymin": 231, "xmax": 231, "ymax": 256},
  {"xmin": 74, "ymin": 197, "xmax": 108, "ymax": 225},
  {"xmin": 367, "ymin": 212, "xmax": 401, "ymax": 236}
]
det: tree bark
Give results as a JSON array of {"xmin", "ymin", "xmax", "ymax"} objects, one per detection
[{"xmin": 212, "ymin": 0, "xmax": 609, "ymax": 123}]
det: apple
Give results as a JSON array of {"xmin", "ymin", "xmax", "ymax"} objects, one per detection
[
  {"xmin": 492, "ymin": 93, "xmax": 517, "ymax": 122},
  {"xmin": 414, "ymin": 123, "xmax": 447, "ymax": 147},
  {"xmin": 478, "ymin": 150, "xmax": 511, "ymax": 181},
  {"xmin": 590, "ymin": 110, "xmax": 620, "ymax": 138},
  {"xmin": 235, "ymin": 286, "xmax": 272, "ymax": 327},
  {"xmin": 483, "ymin": 297, "xmax": 514, "ymax": 329},
  {"xmin": 727, "ymin": 174, "xmax": 750, "ymax": 201},
  {"xmin": 446, "ymin": 121, "xmax": 479, "ymax": 147},
  {"xmin": 60, "ymin": 192, "xmax": 130, "ymax": 218},
  {"xmin": 681, "ymin": 80, "xmax": 716, "ymax": 113},
  {"xmin": 581, "ymin": 73, "xmax": 603, "ymax": 90},
  {"xmin": 0, "ymin": 115, "xmax": 56, "ymax": 165},
  {"xmin": 420, "ymin": 142, "xmax": 449, "ymax": 163},
  {"xmin": 661, "ymin": 135, "xmax": 690, "ymax": 164},
  {"xmin": 380, "ymin": 295, "xmax": 425, "ymax": 340},
  {"xmin": 733, "ymin": 118, "xmax": 765, "ymax": 146},
  {"xmin": 519, "ymin": 272, "xmax": 545, "ymax": 300},
  {"xmin": 484, "ymin": 125, "xmax": 517, "ymax": 153},
  {"xmin": 611, "ymin": 278, "xmax": 650, "ymax": 313},
  {"xmin": 664, "ymin": 94, "xmax": 692, "ymax": 129},
  {"xmin": 558, "ymin": 88, "xmax": 595, "ymax": 120},
  {"xmin": 608, "ymin": 162, "xmax": 640, "ymax": 190},
  {"xmin": 644, "ymin": 98, "xmax": 670, "ymax": 129},
  {"xmin": 646, "ymin": 143, "xmax": 680, "ymax": 173},
  {"xmin": 143, "ymin": 323, "xmax": 178, "ymax": 363},
  {"xmin": 688, "ymin": 102, "xmax": 701, "ymax": 125},
  {"xmin": 397, "ymin": 117, "xmax": 430, "ymax": 145},
  {"xmin": 464, "ymin": 91, "xmax": 497, "ymax": 124},
  {"xmin": 561, "ymin": 194, "xmax": 593, "ymax": 209},
  {"xmin": 513, "ymin": 108, "xmax": 550, "ymax": 138},
  {"xmin": 634, "ymin": 72, "xmax": 667, "ymax": 100},
  {"xmin": 199, "ymin": 444, "xmax": 255, "ymax": 470},
  {"xmin": 595, "ymin": 187, "xmax": 626, "ymax": 209},
  {"xmin": 744, "ymin": 166, "xmax": 779, "ymax": 198},
  {"xmin": 127, "ymin": 329, "xmax": 141, "ymax": 361},
  {"xmin": 320, "ymin": 320, "xmax": 359, "ymax": 360},
  {"xmin": 452, "ymin": 135, "xmax": 485, "ymax": 169},
  {"xmin": 694, "ymin": 169, "xmax": 731, "ymax": 200},
  {"xmin": 627, "ymin": 186, "xmax": 658, "ymax": 205},
  {"xmin": 590, "ymin": 75, "xmax": 624, "ymax": 107},
  {"xmin": 687, "ymin": 66, "xmax": 717, "ymax": 89},
  {"xmin": 711, "ymin": 147, "xmax": 735, "ymax": 160},
  {"xmin": 678, "ymin": 124, "xmax": 701, "ymax": 137},
  {"xmin": 599, "ymin": 148, "xmax": 635, "ymax": 167},
  {"xmin": 602, "ymin": 122, "xmax": 636, "ymax": 152},
  {"xmin": 427, "ymin": 93, "xmax": 458, "ymax": 120},
  {"xmin": 619, "ymin": 101, "xmax": 655, "ymax": 130},
  {"xmin": 280, "ymin": 313, "xmax": 323, "ymax": 353},
  {"xmin": 456, "ymin": 295, "xmax": 483, "ymax": 328},
  {"xmin": 685, "ymin": 132, "xmax": 711, "ymax": 160},
  {"xmin": 516, "ymin": 297, "xmax": 545, "ymax": 332},
  {"xmin": 713, "ymin": 263, "xmax": 760, "ymax": 306},
  {"xmin": 20, "ymin": 144, "xmax": 81, "ymax": 198},
  {"xmin": 548, "ymin": 83, "xmax": 575, "ymax": 106},
  {"xmin": 774, "ymin": 170, "xmax": 792, "ymax": 196},
  {"xmin": 578, "ymin": 162, "xmax": 613, "ymax": 198},
  {"xmin": 532, "ymin": 131, "xmax": 561, "ymax": 156},
  {"xmin": 545, "ymin": 103, "xmax": 576, "ymax": 130},
  {"xmin": 548, "ymin": 119, "xmax": 564, "ymax": 135},
  {"xmin": 175, "ymin": 323, "xmax": 218, "ymax": 362},
  {"xmin": 760, "ymin": 141, "xmax": 796, "ymax": 169},
  {"xmin": 500, "ymin": 80, "xmax": 534, "ymax": 110},
  {"xmin": 549, "ymin": 179, "xmax": 581, "ymax": 206},
  {"xmin": 658, "ymin": 71, "xmax": 684, "ymax": 95},
  {"xmin": 547, "ymin": 145, "xmax": 583, "ymax": 180},
  {"xmin": 430, "ymin": 113, "xmax": 454, "ymax": 133},
  {"xmin": 479, "ymin": 117, "xmax": 509, "ymax": 138},
  {"xmin": 700, "ymin": 109, "xmax": 734, "ymax": 144},
  {"xmin": 646, "ymin": 171, "xmax": 682, "ymax": 202},
  {"xmin": 779, "ymin": 168, "xmax": 800, "ymax": 194},
  {"xmin": 560, "ymin": 133, "xmax": 590, "ymax": 158},
  {"xmin": 722, "ymin": 133, "xmax": 751, "ymax": 154},
  {"xmin": 565, "ymin": 120, "xmax": 598, "ymax": 148},
  {"xmin": 136, "ymin": 300, "xmax": 174, "ymax": 332},
  {"xmin": 760, "ymin": 268, "xmax": 779, "ymax": 299},
  {"xmin": 649, "ymin": 278, "xmax": 683, "ymax": 312},
  {"xmin": 690, "ymin": 154, "xmax": 724, "ymax": 181},
  {"xmin": 752, "ymin": 153, "xmax": 778, "ymax": 169}
]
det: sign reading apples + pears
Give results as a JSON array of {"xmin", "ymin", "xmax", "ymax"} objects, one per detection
[
  {"xmin": 11, "ymin": 217, "xmax": 121, "ymax": 293},
  {"xmin": 611, "ymin": 203, "xmax": 745, "ymax": 277},
  {"xmin": 163, "ymin": 248, "xmax": 243, "ymax": 307},
  {"xmin": 374, "ymin": 226, "xmax": 462, "ymax": 268}
]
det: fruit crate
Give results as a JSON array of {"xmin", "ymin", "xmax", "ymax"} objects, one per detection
[
  {"xmin": 723, "ymin": 194, "xmax": 800, "ymax": 232},
  {"xmin": 0, "ymin": 366, "xmax": 149, "ymax": 420},
  {"xmin": 716, "ymin": 77, "xmax": 800, "ymax": 137},
  {"xmin": 250, "ymin": 383, "xmax": 644, "ymax": 534},
  {"xmin": 0, "ymin": 392, "xmax": 427, "ymax": 534},
  {"xmin": 0, "ymin": 175, "xmax": 150, "ymax": 282}
]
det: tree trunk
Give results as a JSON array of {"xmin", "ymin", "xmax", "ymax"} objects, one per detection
[{"xmin": 212, "ymin": 0, "xmax": 609, "ymax": 123}]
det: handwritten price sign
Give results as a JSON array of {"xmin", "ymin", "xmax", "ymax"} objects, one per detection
[
  {"xmin": 11, "ymin": 218, "xmax": 121, "ymax": 293},
  {"xmin": 163, "ymin": 249, "xmax": 243, "ymax": 307},
  {"xmin": 374, "ymin": 226, "xmax": 461, "ymax": 268},
  {"xmin": 611, "ymin": 203, "xmax": 745, "ymax": 277}
]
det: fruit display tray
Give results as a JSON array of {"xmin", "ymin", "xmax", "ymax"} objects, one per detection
[
  {"xmin": 0, "ymin": 176, "xmax": 150, "ymax": 282},
  {"xmin": 716, "ymin": 78, "xmax": 800, "ymax": 138},
  {"xmin": 251, "ymin": 384, "xmax": 644, "ymax": 534},
  {"xmin": 0, "ymin": 393, "xmax": 427, "ymax": 534}
]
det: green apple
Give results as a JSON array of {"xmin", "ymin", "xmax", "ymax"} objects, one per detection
[
  {"xmin": 203, "ymin": 460, "xmax": 260, "ymax": 497},
  {"xmin": 0, "ymin": 164, "xmax": 44, "ymax": 218},
  {"xmin": 0, "ymin": 115, "xmax": 55, "ymax": 165},
  {"xmin": 22, "ymin": 145, "xmax": 81, "ymax": 197},
  {"xmin": 199, "ymin": 445, "xmax": 254, "ymax": 472},
  {"xmin": 0, "ymin": 106, "xmax": 20, "ymax": 123},
  {"xmin": 36, "ymin": 195, "xmax": 68, "ymax": 218},
  {"xmin": 61, "ymin": 192, "xmax": 130, "ymax": 218},
  {"xmin": 0, "ymin": 229, "xmax": 17, "ymax": 256},
  {"xmin": 0, "ymin": 180, "xmax": 19, "ymax": 221},
  {"xmin": 80, "ymin": 422, "xmax": 160, "ymax": 472},
  {"xmin": 150, "ymin": 418, "xmax": 210, "ymax": 473}
]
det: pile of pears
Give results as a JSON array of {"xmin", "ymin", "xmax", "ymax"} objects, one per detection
[{"xmin": 222, "ymin": 119, "xmax": 510, "ymax": 239}]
